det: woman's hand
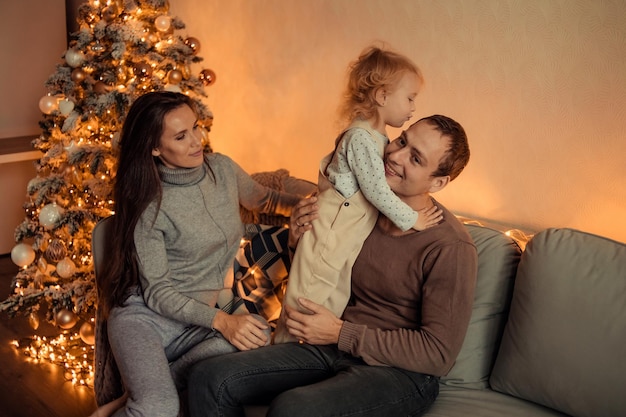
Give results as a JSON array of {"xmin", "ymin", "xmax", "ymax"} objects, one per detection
[
  {"xmin": 288, "ymin": 196, "xmax": 319, "ymax": 249},
  {"xmin": 211, "ymin": 311, "xmax": 269, "ymax": 350},
  {"xmin": 284, "ymin": 298, "xmax": 343, "ymax": 345}
]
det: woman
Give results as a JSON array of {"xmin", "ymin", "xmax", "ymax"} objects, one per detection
[{"xmin": 92, "ymin": 91, "xmax": 300, "ymax": 417}]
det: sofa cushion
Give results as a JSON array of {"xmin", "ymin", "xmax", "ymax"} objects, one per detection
[
  {"xmin": 234, "ymin": 224, "xmax": 291, "ymax": 324},
  {"xmin": 440, "ymin": 224, "xmax": 521, "ymax": 389},
  {"xmin": 424, "ymin": 385, "xmax": 568, "ymax": 417},
  {"xmin": 490, "ymin": 228, "xmax": 626, "ymax": 417}
]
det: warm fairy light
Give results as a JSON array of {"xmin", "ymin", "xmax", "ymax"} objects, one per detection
[
  {"xmin": 13, "ymin": 332, "xmax": 95, "ymax": 387},
  {"xmin": 459, "ymin": 217, "xmax": 533, "ymax": 250}
]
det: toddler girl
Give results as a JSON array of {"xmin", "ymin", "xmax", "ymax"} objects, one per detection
[{"xmin": 274, "ymin": 46, "xmax": 442, "ymax": 343}]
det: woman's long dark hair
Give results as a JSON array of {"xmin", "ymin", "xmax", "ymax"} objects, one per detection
[{"xmin": 98, "ymin": 91, "xmax": 195, "ymax": 318}]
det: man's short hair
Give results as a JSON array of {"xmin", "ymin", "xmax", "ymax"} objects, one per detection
[{"xmin": 419, "ymin": 115, "xmax": 470, "ymax": 181}]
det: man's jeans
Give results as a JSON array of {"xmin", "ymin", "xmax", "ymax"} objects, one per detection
[{"xmin": 188, "ymin": 343, "xmax": 439, "ymax": 417}]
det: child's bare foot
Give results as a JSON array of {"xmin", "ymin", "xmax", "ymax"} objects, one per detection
[{"xmin": 87, "ymin": 393, "xmax": 128, "ymax": 417}]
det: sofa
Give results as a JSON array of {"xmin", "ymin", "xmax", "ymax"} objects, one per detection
[
  {"xmin": 92, "ymin": 169, "xmax": 626, "ymax": 416},
  {"xmin": 234, "ymin": 219, "xmax": 626, "ymax": 417}
]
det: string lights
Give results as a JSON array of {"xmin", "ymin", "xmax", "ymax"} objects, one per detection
[
  {"xmin": 13, "ymin": 331, "xmax": 95, "ymax": 387},
  {"xmin": 458, "ymin": 216, "xmax": 533, "ymax": 250}
]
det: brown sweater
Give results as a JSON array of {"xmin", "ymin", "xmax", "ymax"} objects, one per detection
[{"xmin": 338, "ymin": 201, "xmax": 477, "ymax": 376}]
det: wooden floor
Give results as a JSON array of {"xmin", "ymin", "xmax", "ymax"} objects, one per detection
[{"xmin": 0, "ymin": 254, "xmax": 97, "ymax": 417}]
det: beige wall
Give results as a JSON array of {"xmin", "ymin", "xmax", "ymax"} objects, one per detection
[
  {"xmin": 0, "ymin": 0, "xmax": 66, "ymax": 138},
  {"xmin": 0, "ymin": 0, "xmax": 66, "ymax": 254},
  {"xmin": 1, "ymin": 1, "xmax": 624, "ymax": 251},
  {"xmin": 171, "ymin": 0, "xmax": 626, "ymax": 243}
]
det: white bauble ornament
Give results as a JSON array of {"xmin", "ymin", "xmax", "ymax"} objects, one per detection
[
  {"xmin": 79, "ymin": 322, "xmax": 95, "ymax": 345},
  {"xmin": 11, "ymin": 243, "xmax": 35, "ymax": 267},
  {"xmin": 38, "ymin": 95, "xmax": 58, "ymax": 114},
  {"xmin": 56, "ymin": 308, "xmax": 78, "ymax": 329},
  {"xmin": 39, "ymin": 203, "xmax": 64, "ymax": 229},
  {"xmin": 154, "ymin": 15, "xmax": 171, "ymax": 32},
  {"xmin": 58, "ymin": 99, "xmax": 75, "ymax": 116},
  {"xmin": 65, "ymin": 48, "xmax": 85, "ymax": 68},
  {"xmin": 56, "ymin": 257, "xmax": 76, "ymax": 279}
]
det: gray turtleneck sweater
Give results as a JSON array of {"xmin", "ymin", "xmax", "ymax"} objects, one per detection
[{"xmin": 134, "ymin": 153, "xmax": 299, "ymax": 329}]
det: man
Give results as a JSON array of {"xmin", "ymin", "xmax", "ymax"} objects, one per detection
[{"xmin": 188, "ymin": 115, "xmax": 478, "ymax": 417}]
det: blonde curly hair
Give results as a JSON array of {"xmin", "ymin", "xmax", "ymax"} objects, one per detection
[{"xmin": 338, "ymin": 45, "xmax": 424, "ymax": 127}]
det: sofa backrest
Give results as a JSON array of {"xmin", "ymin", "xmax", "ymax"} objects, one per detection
[
  {"xmin": 440, "ymin": 224, "xmax": 522, "ymax": 389},
  {"xmin": 490, "ymin": 228, "xmax": 626, "ymax": 417}
]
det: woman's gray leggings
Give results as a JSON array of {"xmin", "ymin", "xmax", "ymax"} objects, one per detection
[{"xmin": 107, "ymin": 293, "xmax": 267, "ymax": 417}]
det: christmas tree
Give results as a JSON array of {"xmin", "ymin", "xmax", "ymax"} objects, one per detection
[{"xmin": 0, "ymin": 0, "xmax": 215, "ymax": 386}]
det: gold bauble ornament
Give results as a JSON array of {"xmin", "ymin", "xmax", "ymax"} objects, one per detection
[
  {"xmin": 135, "ymin": 62, "xmax": 153, "ymax": 79},
  {"xmin": 184, "ymin": 37, "xmax": 201, "ymax": 55},
  {"xmin": 79, "ymin": 322, "xmax": 95, "ymax": 345},
  {"xmin": 199, "ymin": 69, "xmax": 216, "ymax": 86},
  {"xmin": 181, "ymin": 64, "xmax": 191, "ymax": 79},
  {"xmin": 71, "ymin": 68, "xmax": 86, "ymax": 83},
  {"xmin": 56, "ymin": 309, "xmax": 78, "ymax": 329},
  {"xmin": 102, "ymin": 5, "xmax": 119, "ymax": 22},
  {"xmin": 154, "ymin": 15, "xmax": 171, "ymax": 32},
  {"xmin": 94, "ymin": 81, "xmax": 109, "ymax": 94},
  {"xmin": 167, "ymin": 69, "xmax": 183, "ymax": 84}
]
